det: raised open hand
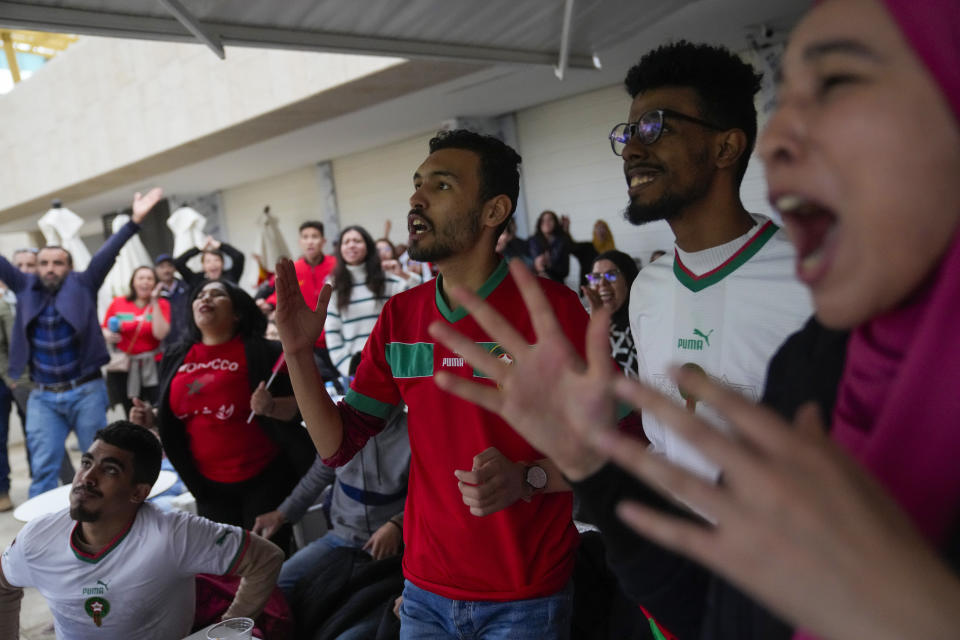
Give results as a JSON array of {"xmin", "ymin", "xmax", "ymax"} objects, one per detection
[
  {"xmin": 587, "ymin": 368, "xmax": 960, "ymax": 640},
  {"xmin": 131, "ymin": 188, "xmax": 163, "ymax": 224},
  {"xmin": 428, "ymin": 260, "xmax": 616, "ymax": 481},
  {"xmin": 274, "ymin": 257, "xmax": 330, "ymax": 355}
]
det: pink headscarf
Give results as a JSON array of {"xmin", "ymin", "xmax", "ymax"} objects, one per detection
[
  {"xmin": 832, "ymin": 0, "xmax": 960, "ymax": 544},
  {"xmin": 792, "ymin": 3, "xmax": 960, "ymax": 639}
]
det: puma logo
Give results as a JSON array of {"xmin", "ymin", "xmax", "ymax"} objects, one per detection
[{"xmin": 693, "ymin": 328, "xmax": 714, "ymax": 347}]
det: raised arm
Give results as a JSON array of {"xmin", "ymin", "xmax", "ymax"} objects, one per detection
[
  {"xmin": 274, "ymin": 258, "xmax": 344, "ymax": 457},
  {"xmin": 173, "ymin": 247, "xmax": 201, "ymax": 282},
  {"xmin": 0, "ymin": 256, "xmax": 26, "ymax": 293},
  {"xmin": 83, "ymin": 188, "xmax": 163, "ymax": 289},
  {"xmin": 148, "ymin": 293, "xmax": 170, "ymax": 341},
  {"xmin": 219, "ymin": 242, "xmax": 246, "ymax": 283}
]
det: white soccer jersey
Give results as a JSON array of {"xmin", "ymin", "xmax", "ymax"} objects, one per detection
[
  {"xmin": 1, "ymin": 503, "xmax": 250, "ymax": 640},
  {"xmin": 630, "ymin": 216, "xmax": 813, "ymax": 480}
]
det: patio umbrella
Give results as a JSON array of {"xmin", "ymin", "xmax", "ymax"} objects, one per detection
[{"xmin": 38, "ymin": 201, "xmax": 91, "ymax": 271}]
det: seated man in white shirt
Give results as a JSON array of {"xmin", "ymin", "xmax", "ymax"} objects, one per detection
[{"xmin": 0, "ymin": 421, "xmax": 283, "ymax": 639}]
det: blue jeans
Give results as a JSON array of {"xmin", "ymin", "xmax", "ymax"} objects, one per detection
[
  {"xmin": 26, "ymin": 379, "xmax": 108, "ymax": 497},
  {"xmin": 399, "ymin": 579, "xmax": 573, "ymax": 640},
  {"xmin": 0, "ymin": 381, "xmax": 11, "ymax": 494},
  {"xmin": 278, "ymin": 532, "xmax": 360, "ymax": 596}
]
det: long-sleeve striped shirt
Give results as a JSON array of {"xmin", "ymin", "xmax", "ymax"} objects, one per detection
[{"xmin": 325, "ymin": 264, "xmax": 418, "ymax": 377}]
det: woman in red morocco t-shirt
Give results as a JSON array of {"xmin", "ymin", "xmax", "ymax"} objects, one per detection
[
  {"xmin": 102, "ymin": 265, "xmax": 170, "ymax": 413},
  {"xmin": 151, "ymin": 279, "xmax": 314, "ymax": 551}
]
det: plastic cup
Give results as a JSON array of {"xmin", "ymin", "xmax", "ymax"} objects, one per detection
[{"xmin": 206, "ymin": 617, "xmax": 254, "ymax": 640}]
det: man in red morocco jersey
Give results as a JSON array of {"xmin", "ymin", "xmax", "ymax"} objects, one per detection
[
  {"xmin": 275, "ymin": 130, "xmax": 586, "ymax": 639},
  {"xmin": 0, "ymin": 421, "xmax": 282, "ymax": 639}
]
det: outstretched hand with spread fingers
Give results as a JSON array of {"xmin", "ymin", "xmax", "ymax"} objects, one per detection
[
  {"xmin": 427, "ymin": 260, "xmax": 617, "ymax": 481},
  {"xmin": 274, "ymin": 257, "xmax": 331, "ymax": 355},
  {"xmin": 588, "ymin": 368, "xmax": 960, "ymax": 640},
  {"xmin": 131, "ymin": 188, "xmax": 163, "ymax": 224}
]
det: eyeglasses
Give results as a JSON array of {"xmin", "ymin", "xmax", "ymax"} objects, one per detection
[
  {"xmin": 608, "ymin": 109, "xmax": 724, "ymax": 156},
  {"xmin": 585, "ymin": 270, "xmax": 620, "ymax": 286}
]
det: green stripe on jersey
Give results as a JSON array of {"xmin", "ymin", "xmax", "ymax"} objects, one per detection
[
  {"xmin": 345, "ymin": 389, "xmax": 396, "ymax": 419},
  {"xmin": 385, "ymin": 342, "xmax": 435, "ymax": 378},
  {"xmin": 673, "ymin": 220, "xmax": 778, "ymax": 292},
  {"xmin": 435, "ymin": 259, "xmax": 509, "ymax": 323}
]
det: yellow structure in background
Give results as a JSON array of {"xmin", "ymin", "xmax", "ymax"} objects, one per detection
[{"xmin": 0, "ymin": 29, "xmax": 78, "ymax": 84}]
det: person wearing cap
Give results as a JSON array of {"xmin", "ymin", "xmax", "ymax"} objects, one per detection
[{"xmin": 154, "ymin": 253, "xmax": 189, "ymax": 349}]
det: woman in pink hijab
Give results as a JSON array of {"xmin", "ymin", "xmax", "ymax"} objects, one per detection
[
  {"xmin": 595, "ymin": 0, "xmax": 960, "ymax": 637},
  {"xmin": 426, "ymin": 0, "xmax": 960, "ymax": 638}
]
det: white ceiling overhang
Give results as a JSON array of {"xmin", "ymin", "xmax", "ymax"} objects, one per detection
[{"xmin": 0, "ymin": 0, "xmax": 698, "ymax": 76}]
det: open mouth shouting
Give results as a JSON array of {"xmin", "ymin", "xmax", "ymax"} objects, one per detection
[
  {"xmin": 408, "ymin": 210, "xmax": 433, "ymax": 240},
  {"xmin": 774, "ymin": 193, "xmax": 839, "ymax": 286}
]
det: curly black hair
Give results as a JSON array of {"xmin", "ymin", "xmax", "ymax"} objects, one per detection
[
  {"xmin": 624, "ymin": 41, "xmax": 763, "ymax": 184},
  {"xmin": 429, "ymin": 129, "xmax": 522, "ymax": 236}
]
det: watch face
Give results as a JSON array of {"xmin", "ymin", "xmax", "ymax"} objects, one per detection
[{"xmin": 526, "ymin": 465, "xmax": 548, "ymax": 490}]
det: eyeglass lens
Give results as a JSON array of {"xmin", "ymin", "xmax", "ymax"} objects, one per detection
[
  {"xmin": 587, "ymin": 271, "xmax": 619, "ymax": 285},
  {"xmin": 609, "ymin": 111, "xmax": 664, "ymax": 156}
]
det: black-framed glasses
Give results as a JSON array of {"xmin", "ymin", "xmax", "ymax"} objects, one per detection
[
  {"xmin": 585, "ymin": 270, "xmax": 620, "ymax": 286},
  {"xmin": 608, "ymin": 109, "xmax": 724, "ymax": 156}
]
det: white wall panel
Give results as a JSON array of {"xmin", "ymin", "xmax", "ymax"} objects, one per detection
[
  {"xmin": 333, "ymin": 132, "xmax": 435, "ymax": 243},
  {"xmin": 220, "ymin": 166, "xmax": 322, "ymax": 289}
]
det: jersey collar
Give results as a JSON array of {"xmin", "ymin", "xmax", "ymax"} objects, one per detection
[
  {"xmin": 673, "ymin": 219, "xmax": 778, "ymax": 292},
  {"xmin": 69, "ymin": 514, "xmax": 137, "ymax": 564},
  {"xmin": 435, "ymin": 259, "xmax": 510, "ymax": 323}
]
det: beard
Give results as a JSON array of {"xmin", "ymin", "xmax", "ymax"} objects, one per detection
[
  {"xmin": 408, "ymin": 206, "xmax": 483, "ymax": 263},
  {"xmin": 623, "ymin": 177, "xmax": 713, "ymax": 226},
  {"xmin": 70, "ymin": 503, "xmax": 100, "ymax": 522},
  {"xmin": 41, "ymin": 276, "xmax": 64, "ymax": 294}
]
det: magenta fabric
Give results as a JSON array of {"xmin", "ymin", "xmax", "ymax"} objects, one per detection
[
  {"xmin": 831, "ymin": 0, "xmax": 960, "ymax": 543},
  {"xmin": 193, "ymin": 574, "xmax": 294, "ymax": 639},
  {"xmin": 794, "ymin": 3, "xmax": 960, "ymax": 639}
]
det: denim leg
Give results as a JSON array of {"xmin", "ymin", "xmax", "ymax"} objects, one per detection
[
  {"xmin": 67, "ymin": 379, "xmax": 109, "ymax": 451},
  {"xmin": 472, "ymin": 582, "xmax": 574, "ymax": 640},
  {"xmin": 0, "ymin": 382, "xmax": 11, "ymax": 494},
  {"xmin": 25, "ymin": 389, "xmax": 71, "ymax": 497},
  {"xmin": 399, "ymin": 580, "xmax": 459, "ymax": 640},
  {"xmin": 278, "ymin": 532, "xmax": 358, "ymax": 596}
]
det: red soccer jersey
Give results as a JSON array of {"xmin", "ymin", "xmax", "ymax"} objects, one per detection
[
  {"xmin": 344, "ymin": 260, "xmax": 585, "ymax": 601},
  {"xmin": 102, "ymin": 297, "xmax": 171, "ymax": 354},
  {"xmin": 266, "ymin": 255, "xmax": 336, "ymax": 348},
  {"xmin": 168, "ymin": 336, "xmax": 279, "ymax": 483}
]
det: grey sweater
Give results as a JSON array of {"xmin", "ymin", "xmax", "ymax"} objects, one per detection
[{"xmin": 278, "ymin": 408, "xmax": 410, "ymax": 544}]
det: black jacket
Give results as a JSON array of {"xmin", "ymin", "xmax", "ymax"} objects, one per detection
[
  {"xmin": 157, "ymin": 336, "xmax": 314, "ymax": 501},
  {"xmin": 570, "ymin": 316, "xmax": 850, "ymax": 639},
  {"xmin": 173, "ymin": 242, "xmax": 246, "ymax": 290}
]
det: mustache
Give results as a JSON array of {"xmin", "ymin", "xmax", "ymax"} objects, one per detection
[{"xmin": 73, "ymin": 485, "xmax": 103, "ymax": 498}]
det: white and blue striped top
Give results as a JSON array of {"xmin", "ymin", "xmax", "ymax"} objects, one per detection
[{"xmin": 325, "ymin": 263, "xmax": 419, "ymax": 377}]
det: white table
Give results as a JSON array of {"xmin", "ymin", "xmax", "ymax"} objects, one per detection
[{"xmin": 13, "ymin": 470, "xmax": 178, "ymax": 522}]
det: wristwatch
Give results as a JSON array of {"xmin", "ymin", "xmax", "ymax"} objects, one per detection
[{"xmin": 522, "ymin": 464, "xmax": 548, "ymax": 501}]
